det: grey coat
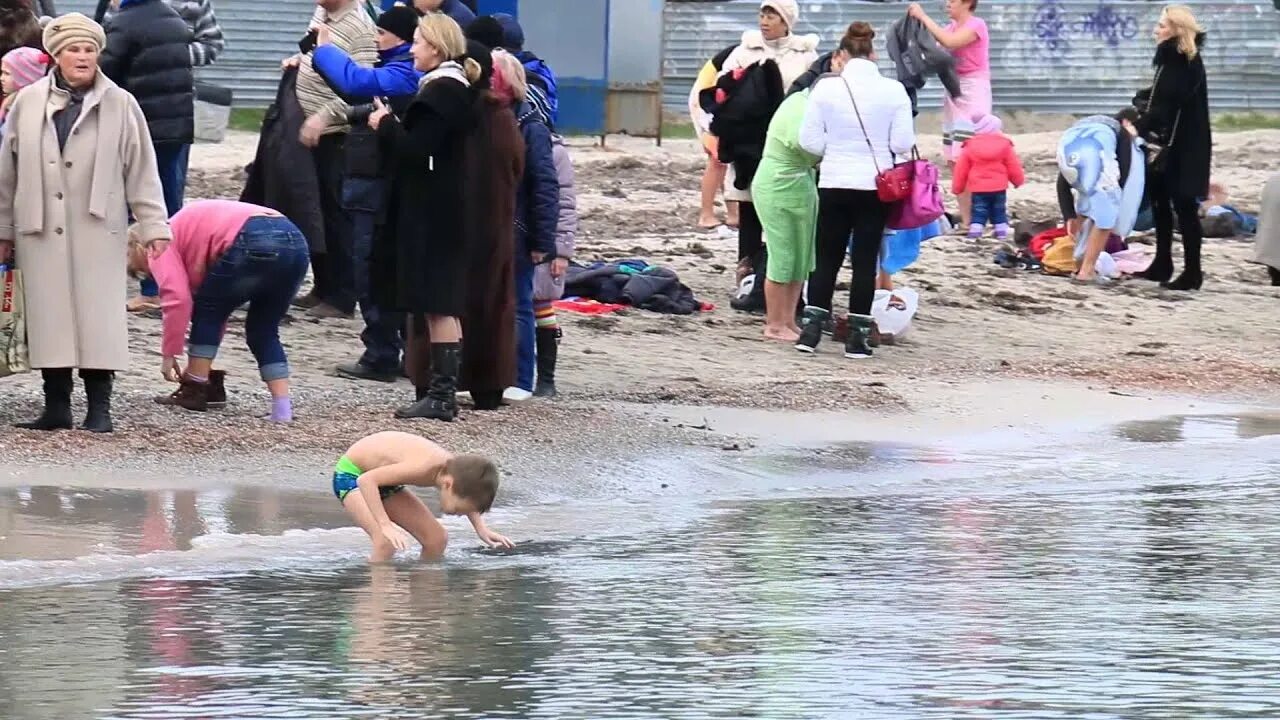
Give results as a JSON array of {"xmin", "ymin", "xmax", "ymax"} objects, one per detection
[
  {"xmin": 887, "ymin": 16, "xmax": 962, "ymax": 114},
  {"xmin": 533, "ymin": 134, "xmax": 578, "ymax": 302}
]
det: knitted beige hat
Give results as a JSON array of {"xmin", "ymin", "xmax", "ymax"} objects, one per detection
[
  {"xmin": 41, "ymin": 13, "xmax": 106, "ymax": 58},
  {"xmin": 761, "ymin": 0, "xmax": 799, "ymax": 31}
]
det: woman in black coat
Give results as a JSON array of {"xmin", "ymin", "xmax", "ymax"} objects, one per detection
[
  {"xmin": 369, "ymin": 13, "xmax": 483, "ymax": 421},
  {"xmin": 1133, "ymin": 5, "xmax": 1211, "ymax": 291}
]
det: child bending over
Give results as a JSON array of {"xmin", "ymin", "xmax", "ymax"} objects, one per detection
[{"xmin": 333, "ymin": 431, "xmax": 513, "ymax": 562}]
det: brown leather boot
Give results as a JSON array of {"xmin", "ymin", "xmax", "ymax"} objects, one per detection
[
  {"xmin": 208, "ymin": 370, "xmax": 227, "ymax": 409},
  {"xmin": 155, "ymin": 375, "xmax": 211, "ymax": 412}
]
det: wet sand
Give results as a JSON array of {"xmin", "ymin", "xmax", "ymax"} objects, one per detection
[{"xmin": 1, "ymin": 128, "xmax": 1278, "ymax": 477}]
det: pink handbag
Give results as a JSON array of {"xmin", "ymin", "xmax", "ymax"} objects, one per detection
[{"xmin": 885, "ymin": 149, "xmax": 945, "ymax": 231}]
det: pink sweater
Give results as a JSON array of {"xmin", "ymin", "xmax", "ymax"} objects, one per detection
[{"xmin": 148, "ymin": 200, "xmax": 282, "ymax": 357}]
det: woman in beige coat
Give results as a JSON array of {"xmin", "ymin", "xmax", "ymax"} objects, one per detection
[
  {"xmin": 719, "ymin": 0, "xmax": 818, "ymax": 313},
  {"xmin": 0, "ymin": 13, "xmax": 169, "ymax": 433}
]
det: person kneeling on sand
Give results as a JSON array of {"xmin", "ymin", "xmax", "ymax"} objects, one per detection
[
  {"xmin": 333, "ymin": 431, "xmax": 513, "ymax": 562},
  {"xmin": 128, "ymin": 200, "xmax": 310, "ymax": 421},
  {"xmin": 1056, "ymin": 110, "xmax": 1143, "ymax": 284}
]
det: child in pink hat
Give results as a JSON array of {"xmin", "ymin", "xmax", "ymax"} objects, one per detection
[{"xmin": 1, "ymin": 46, "xmax": 51, "ymax": 135}]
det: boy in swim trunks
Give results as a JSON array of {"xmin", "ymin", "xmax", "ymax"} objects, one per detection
[{"xmin": 333, "ymin": 431, "xmax": 514, "ymax": 562}]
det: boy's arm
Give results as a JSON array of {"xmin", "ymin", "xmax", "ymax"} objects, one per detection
[{"xmin": 467, "ymin": 512, "xmax": 515, "ymax": 549}]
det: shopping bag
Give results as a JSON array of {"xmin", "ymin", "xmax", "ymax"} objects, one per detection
[{"xmin": 1, "ymin": 267, "xmax": 30, "ymax": 377}]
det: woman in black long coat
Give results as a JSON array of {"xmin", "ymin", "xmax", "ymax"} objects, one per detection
[
  {"xmin": 1133, "ymin": 5, "xmax": 1211, "ymax": 291},
  {"xmin": 369, "ymin": 13, "xmax": 483, "ymax": 421}
]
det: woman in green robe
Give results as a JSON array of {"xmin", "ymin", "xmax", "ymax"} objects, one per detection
[{"xmin": 751, "ymin": 87, "xmax": 821, "ymax": 342}]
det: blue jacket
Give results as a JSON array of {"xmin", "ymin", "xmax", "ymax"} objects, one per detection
[
  {"xmin": 312, "ymin": 43, "xmax": 421, "ymax": 109},
  {"xmin": 517, "ymin": 51, "xmax": 558, "ymax": 124},
  {"xmin": 515, "ymin": 102, "xmax": 560, "ymax": 259},
  {"xmin": 379, "ymin": 0, "xmax": 474, "ymax": 27}
]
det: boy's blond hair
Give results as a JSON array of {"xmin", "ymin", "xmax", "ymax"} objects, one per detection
[{"xmin": 445, "ymin": 454, "xmax": 499, "ymax": 513}]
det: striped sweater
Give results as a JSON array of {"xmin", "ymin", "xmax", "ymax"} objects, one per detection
[
  {"xmin": 105, "ymin": 0, "xmax": 226, "ymax": 67},
  {"xmin": 295, "ymin": 3, "xmax": 378, "ymax": 134}
]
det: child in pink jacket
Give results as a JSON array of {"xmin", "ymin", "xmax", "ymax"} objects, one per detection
[
  {"xmin": 951, "ymin": 113, "xmax": 1025, "ymax": 240},
  {"xmin": 126, "ymin": 200, "xmax": 310, "ymax": 421}
]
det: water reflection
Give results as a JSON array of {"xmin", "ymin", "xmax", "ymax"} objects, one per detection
[{"xmin": 1116, "ymin": 412, "xmax": 1280, "ymax": 444}]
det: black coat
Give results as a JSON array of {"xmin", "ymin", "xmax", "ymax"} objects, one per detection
[
  {"xmin": 887, "ymin": 15, "xmax": 962, "ymax": 117},
  {"xmin": 241, "ymin": 69, "xmax": 325, "ymax": 255},
  {"xmin": 374, "ymin": 75, "xmax": 473, "ymax": 317},
  {"xmin": 788, "ymin": 52, "xmax": 832, "ymax": 97},
  {"xmin": 1134, "ymin": 34, "xmax": 1211, "ymax": 200},
  {"xmin": 700, "ymin": 59, "xmax": 784, "ymax": 191},
  {"xmin": 99, "ymin": 0, "xmax": 194, "ymax": 145}
]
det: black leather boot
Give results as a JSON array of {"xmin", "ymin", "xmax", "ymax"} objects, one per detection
[
  {"xmin": 14, "ymin": 368, "xmax": 73, "ymax": 431},
  {"xmin": 1269, "ymin": 266, "xmax": 1280, "ymax": 287},
  {"xmin": 395, "ymin": 343, "xmax": 459, "ymax": 421},
  {"xmin": 533, "ymin": 327, "xmax": 560, "ymax": 398},
  {"xmin": 80, "ymin": 369, "xmax": 114, "ymax": 433},
  {"xmin": 730, "ymin": 247, "xmax": 767, "ymax": 314}
]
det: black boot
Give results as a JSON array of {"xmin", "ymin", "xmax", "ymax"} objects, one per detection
[
  {"xmin": 795, "ymin": 306, "xmax": 828, "ymax": 354},
  {"xmin": 80, "ymin": 369, "xmax": 114, "ymax": 433},
  {"xmin": 844, "ymin": 314, "xmax": 874, "ymax": 359},
  {"xmin": 395, "ymin": 343, "xmax": 459, "ymax": 421},
  {"xmin": 472, "ymin": 390, "xmax": 503, "ymax": 410},
  {"xmin": 533, "ymin": 327, "xmax": 561, "ymax": 398},
  {"xmin": 14, "ymin": 368, "xmax": 73, "ymax": 430},
  {"xmin": 1269, "ymin": 266, "xmax": 1280, "ymax": 287},
  {"xmin": 1163, "ymin": 270, "xmax": 1204, "ymax": 291},
  {"xmin": 730, "ymin": 247, "xmax": 767, "ymax": 314}
]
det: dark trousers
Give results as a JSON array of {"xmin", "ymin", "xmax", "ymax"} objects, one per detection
[
  {"xmin": 970, "ymin": 191, "xmax": 1008, "ymax": 228},
  {"xmin": 343, "ymin": 176, "xmax": 403, "ymax": 371},
  {"xmin": 737, "ymin": 200, "xmax": 762, "ymax": 261},
  {"xmin": 188, "ymin": 217, "xmax": 310, "ymax": 381},
  {"xmin": 1149, "ymin": 171, "xmax": 1203, "ymax": 274},
  {"xmin": 310, "ymin": 134, "xmax": 356, "ymax": 313},
  {"xmin": 139, "ymin": 142, "xmax": 191, "ymax": 297},
  {"xmin": 514, "ymin": 254, "xmax": 536, "ymax": 391},
  {"xmin": 809, "ymin": 188, "xmax": 888, "ymax": 316}
]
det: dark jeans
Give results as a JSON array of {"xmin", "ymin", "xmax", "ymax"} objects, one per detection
[
  {"xmin": 809, "ymin": 188, "xmax": 888, "ymax": 316},
  {"xmin": 737, "ymin": 200, "xmax": 762, "ymax": 261},
  {"xmin": 514, "ymin": 254, "xmax": 536, "ymax": 391},
  {"xmin": 189, "ymin": 217, "xmax": 310, "ymax": 381},
  {"xmin": 342, "ymin": 176, "xmax": 403, "ymax": 371},
  {"xmin": 1149, "ymin": 171, "xmax": 1203, "ymax": 274},
  {"xmin": 970, "ymin": 191, "xmax": 1008, "ymax": 228},
  {"xmin": 310, "ymin": 134, "xmax": 356, "ymax": 313},
  {"xmin": 139, "ymin": 142, "xmax": 191, "ymax": 297}
]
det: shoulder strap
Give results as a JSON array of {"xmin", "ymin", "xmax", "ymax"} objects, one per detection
[{"xmin": 841, "ymin": 77, "xmax": 882, "ymax": 175}]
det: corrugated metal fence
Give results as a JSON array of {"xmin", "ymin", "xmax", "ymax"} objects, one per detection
[
  {"xmin": 663, "ymin": 0, "xmax": 1280, "ymax": 114},
  {"xmin": 61, "ymin": 0, "xmax": 320, "ymax": 107}
]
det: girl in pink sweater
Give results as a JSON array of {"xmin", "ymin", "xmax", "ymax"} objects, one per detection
[{"xmin": 126, "ymin": 200, "xmax": 310, "ymax": 421}]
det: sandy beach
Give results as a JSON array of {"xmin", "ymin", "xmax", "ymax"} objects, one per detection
[{"xmin": 1, "ymin": 125, "xmax": 1277, "ymax": 472}]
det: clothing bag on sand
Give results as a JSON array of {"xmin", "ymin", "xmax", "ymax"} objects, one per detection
[{"xmin": 1, "ymin": 267, "xmax": 29, "ymax": 377}]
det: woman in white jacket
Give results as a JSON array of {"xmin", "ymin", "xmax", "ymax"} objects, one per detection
[
  {"xmin": 797, "ymin": 21, "xmax": 915, "ymax": 359},
  {"xmin": 720, "ymin": 0, "xmax": 818, "ymax": 311}
]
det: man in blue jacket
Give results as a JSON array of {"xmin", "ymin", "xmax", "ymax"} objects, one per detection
[{"xmin": 312, "ymin": 5, "xmax": 423, "ymax": 383}]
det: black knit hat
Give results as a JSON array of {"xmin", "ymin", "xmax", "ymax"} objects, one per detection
[
  {"xmin": 376, "ymin": 6, "xmax": 418, "ymax": 45},
  {"xmin": 465, "ymin": 15, "xmax": 505, "ymax": 51}
]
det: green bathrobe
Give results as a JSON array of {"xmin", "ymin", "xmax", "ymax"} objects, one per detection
[{"xmin": 751, "ymin": 90, "xmax": 820, "ymax": 284}]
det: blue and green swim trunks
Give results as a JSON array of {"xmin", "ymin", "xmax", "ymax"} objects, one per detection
[{"xmin": 332, "ymin": 455, "xmax": 405, "ymax": 503}]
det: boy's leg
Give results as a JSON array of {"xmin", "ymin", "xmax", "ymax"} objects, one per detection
[
  {"xmin": 992, "ymin": 192, "xmax": 1010, "ymax": 240},
  {"xmin": 969, "ymin": 193, "xmax": 991, "ymax": 238},
  {"xmin": 342, "ymin": 491, "xmax": 398, "ymax": 562},
  {"xmin": 383, "ymin": 490, "xmax": 449, "ymax": 560}
]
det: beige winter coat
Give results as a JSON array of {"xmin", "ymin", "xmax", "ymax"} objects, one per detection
[
  {"xmin": 0, "ymin": 72, "xmax": 169, "ymax": 371},
  {"xmin": 720, "ymin": 30, "xmax": 820, "ymax": 202},
  {"xmin": 1256, "ymin": 172, "xmax": 1280, "ymax": 271}
]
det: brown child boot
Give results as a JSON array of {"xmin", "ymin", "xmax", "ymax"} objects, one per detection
[
  {"xmin": 155, "ymin": 375, "xmax": 211, "ymax": 412},
  {"xmin": 208, "ymin": 370, "xmax": 227, "ymax": 409}
]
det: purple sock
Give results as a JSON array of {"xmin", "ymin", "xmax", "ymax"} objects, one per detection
[
  {"xmin": 968, "ymin": 223, "xmax": 983, "ymax": 238},
  {"xmin": 186, "ymin": 373, "xmax": 208, "ymax": 383},
  {"xmin": 270, "ymin": 396, "xmax": 293, "ymax": 423},
  {"xmin": 994, "ymin": 223, "xmax": 1009, "ymax": 239}
]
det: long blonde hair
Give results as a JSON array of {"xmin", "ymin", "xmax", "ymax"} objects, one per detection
[
  {"xmin": 417, "ymin": 12, "xmax": 481, "ymax": 83},
  {"xmin": 1161, "ymin": 5, "xmax": 1202, "ymax": 59}
]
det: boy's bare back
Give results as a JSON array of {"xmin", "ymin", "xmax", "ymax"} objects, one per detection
[{"xmin": 345, "ymin": 431, "xmax": 451, "ymax": 484}]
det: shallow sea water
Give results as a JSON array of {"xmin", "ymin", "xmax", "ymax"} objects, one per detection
[{"xmin": 2, "ymin": 413, "xmax": 1280, "ymax": 719}]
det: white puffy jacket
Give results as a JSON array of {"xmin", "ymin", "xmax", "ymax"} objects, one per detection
[{"xmin": 799, "ymin": 59, "xmax": 916, "ymax": 191}]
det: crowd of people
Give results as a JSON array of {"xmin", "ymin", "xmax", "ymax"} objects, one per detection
[
  {"xmin": 0, "ymin": 0, "xmax": 576, "ymax": 433},
  {"xmin": 693, "ymin": 0, "xmax": 1221, "ymax": 355}
]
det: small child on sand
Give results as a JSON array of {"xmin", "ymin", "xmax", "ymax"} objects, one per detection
[
  {"xmin": 951, "ymin": 113, "xmax": 1025, "ymax": 240},
  {"xmin": 334, "ymin": 431, "xmax": 513, "ymax": 561}
]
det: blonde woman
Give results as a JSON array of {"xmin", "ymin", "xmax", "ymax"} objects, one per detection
[
  {"xmin": 1132, "ymin": 5, "xmax": 1211, "ymax": 291},
  {"xmin": 0, "ymin": 13, "xmax": 170, "ymax": 433},
  {"xmin": 366, "ymin": 12, "xmax": 483, "ymax": 421}
]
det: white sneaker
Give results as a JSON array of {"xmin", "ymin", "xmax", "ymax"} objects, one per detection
[{"xmin": 503, "ymin": 387, "xmax": 533, "ymax": 403}]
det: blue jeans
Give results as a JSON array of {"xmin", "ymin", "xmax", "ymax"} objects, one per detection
[
  {"xmin": 970, "ymin": 191, "xmax": 1008, "ymax": 230},
  {"xmin": 343, "ymin": 176, "xmax": 402, "ymax": 372},
  {"xmin": 140, "ymin": 143, "xmax": 191, "ymax": 297},
  {"xmin": 514, "ymin": 255, "xmax": 536, "ymax": 391},
  {"xmin": 188, "ymin": 217, "xmax": 310, "ymax": 381}
]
